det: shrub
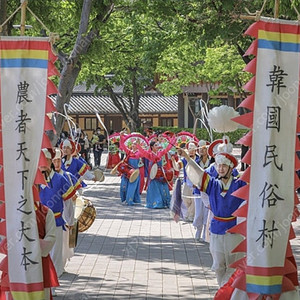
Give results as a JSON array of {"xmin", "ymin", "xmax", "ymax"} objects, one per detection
[{"xmin": 150, "ymin": 126, "xmax": 248, "ymax": 145}]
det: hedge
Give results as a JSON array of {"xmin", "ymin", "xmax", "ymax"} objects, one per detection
[{"xmin": 142, "ymin": 127, "xmax": 249, "ymax": 145}]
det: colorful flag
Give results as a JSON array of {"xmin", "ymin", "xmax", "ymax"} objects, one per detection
[
  {"xmin": 231, "ymin": 17, "xmax": 300, "ymax": 298},
  {"xmin": 0, "ymin": 37, "xmax": 57, "ymax": 300}
]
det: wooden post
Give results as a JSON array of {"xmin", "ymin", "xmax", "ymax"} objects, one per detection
[
  {"xmin": 274, "ymin": 0, "xmax": 280, "ymax": 18},
  {"xmin": 20, "ymin": 0, "xmax": 27, "ymax": 36}
]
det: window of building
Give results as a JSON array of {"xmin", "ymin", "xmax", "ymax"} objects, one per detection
[
  {"xmin": 85, "ymin": 117, "xmax": 97, "ymax": 130},
  {"xmin": 189, "ymin": 97, "xmax": 202, "ymax": 115},
  {"xmin": 222, "ymin": 98, "xmax": 228, "ymax": 106},
  {"xmin": 160, "ymin": 118, "xmax": 173, "ymax": 127},
  {"xmin": 141, "ymin": 117, "xmax": 153, "ymax": 125}
]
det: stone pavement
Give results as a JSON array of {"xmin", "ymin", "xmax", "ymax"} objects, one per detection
[{"xmin": 56, "ymin": 151, "xmax": 300, "ymax": 300}]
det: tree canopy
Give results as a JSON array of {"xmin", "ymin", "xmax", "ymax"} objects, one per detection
[{"xmin": 1, "ymin": 0, "xmax": 300, "ymax": 135}]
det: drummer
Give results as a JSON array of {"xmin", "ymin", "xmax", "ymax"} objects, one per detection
[
  {"xmin": 61, "ymin": 139, "xmax": 89, "ymax": 188},
  {"xmin": 52, "ymin": 148, "xmax": 81, "ymax": 269},
  {"xmin": 137, "ymin": 137, "xmax": 176, "ymax": 209},
  {"xmin": 73, "ymin": 142, "xmax": 102, "ymax": 183},
  {"xmin": 39, "ymin": 148, "xmax": 76, "ymax": 278},
  {"xmin": 119, "ymin": 136, "xmax": 145, "ymax": 205}
]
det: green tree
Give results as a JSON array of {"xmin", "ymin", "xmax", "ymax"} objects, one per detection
[
  {"xmin": 1, "ymin": 0, "xmax": 300, "ymax": 137},
  {"xmin": 1, "ymin": 0, "xmax": 115, "ymax": 141}
]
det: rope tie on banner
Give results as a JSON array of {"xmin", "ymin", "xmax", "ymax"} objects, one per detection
[
  {"xmin": 290, "ymin": 0, "xmax": 300, "ymax": 21},
  {"xmin": 26, "ymin": 6, "xmax": 51, "ymax": 34},
  {"xmin": 243, "ymin": 0, "xmax": 268, "ymax": 21},
  {"xmin": 0, "ymin": 0, "xmax": 59, "ymax": 44},
  {"xmin": 0, "ymin": 4, "xmax": 22, "ymax": 33}
]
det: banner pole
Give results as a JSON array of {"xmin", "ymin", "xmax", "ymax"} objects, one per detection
[
  {"xmin": 274, "ymin": 0, "xmax": 280, "ymax": 18},
  {"xmin": 20, "ymin": 0, "xmax": 27, "ymax": 36}
]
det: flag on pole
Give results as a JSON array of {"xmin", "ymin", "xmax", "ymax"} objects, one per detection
[
  {"xmin": 230, "ymin": 17, "xmax": 300, "ymax": 298},
  {"xmin": 0, "ymin": 37, "xmax": 58, "ymax": 300}
]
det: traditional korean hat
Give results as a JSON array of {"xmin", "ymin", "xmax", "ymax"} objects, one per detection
[
  {"xmin": 208, "ymin": 139, "xmax": 223, "ymax": 157},
  {"xmin": 198, "ymin": 140, "xmax": 210, "ymax": 148},
  {"xmin": 208, "ymin": 105, "xmax": 239, "ymax": 133},
  {"xmin": 42, "ymin": 148, "xmax": 55, "ymax": 160},
  {"xmin": 60, "ymin": 138, "xmax": 76, "ymax": 153},
  {"xmin": 53, "ymin": 147, "xmax": 63, "ymax": 160},
  {"xmin": 211, "ymin": 136, "xmax": 237, "ymax": 168},
  {"xmin": 215, "ymin": 152, "xmax": 238, "ymax": 168},
  {"xmin": 187, "ymin": 142, "xmax": 197, "ymax": 151},
  {"xmin": 207, "ymin": 105, "xmax": 239, "ymax": 160}
]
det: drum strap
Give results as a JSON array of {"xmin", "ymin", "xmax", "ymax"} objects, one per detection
[
  {"xmin": 65, "ymin": 172, "xmax": 74, "ymax": 186},
  {"xmin": 53, "ymin": 212, "xmax": 62, "ymax": 219},
  {"xmin": 53, "ymin": 212, "xmax": 66, "ymax": 230},
  {"xmin": 138, "ymin": 158, "xmax": 144, "ymax": 167},
  {"xmin": 213, "ymin": 216, "xmax": 236, "ymax": 222},
  {"xmin": 161, "ymin": 167, "xmax": 174, "ymax": 189}
]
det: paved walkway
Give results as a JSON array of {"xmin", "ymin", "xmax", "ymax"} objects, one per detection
[{"xmin": 56, "ymin": 151, "xmax": 300, "ymax": 300}]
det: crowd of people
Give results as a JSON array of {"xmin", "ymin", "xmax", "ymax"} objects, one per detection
[
  {"xmin": 57, "ymin": 127, "xmax": 107, "ymax": 170},
  {"xmin": 15, "ymin": 125, "xmax": 246, "ymax": 299},
  {"xmin": 106, "ymin": 127, "xmax": 248, "ymax": 295}
]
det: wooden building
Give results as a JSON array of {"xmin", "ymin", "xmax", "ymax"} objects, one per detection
[
  {"xmin": 50, "ymin": 86, "xmax": 178, "ymax": 138},
  {"xmin": 178, "ymin": 83, "xmax": 244, "ymax": 128},
  {"xmin": 51, "ymin": 83, "xmax": 243, "ymax": 138}
]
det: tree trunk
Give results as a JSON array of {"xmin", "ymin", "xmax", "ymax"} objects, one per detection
[
  {"xmin": 106, "ymin": 87, "xmax": 140, "ymax": 133},
  {"xmin": 105, "ymin": 69, "xmax": 141, "ymax": 133},
  {"xmin": 129, "ymin": 71, "xmax": 141, "ymax": 132},
  {"xmin": 0, "ymin": 0, "xmax": 7, "ymax": 36},
  {"xmin": 54, "ymin": 0, "xmax": 94, "ymax": 144},
  {"xmin": 54, "ymin": 0, "xmax": 114, "ymax": 143}
]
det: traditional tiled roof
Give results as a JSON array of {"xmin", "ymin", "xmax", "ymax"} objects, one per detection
[{"xmin": 50, "ymin": 93, "xmax": 178, "ymax": 114}]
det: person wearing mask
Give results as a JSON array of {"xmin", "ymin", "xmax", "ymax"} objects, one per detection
[{"xmin": 91, "ymin": 127, "xmax": 106, "ymax": 168}]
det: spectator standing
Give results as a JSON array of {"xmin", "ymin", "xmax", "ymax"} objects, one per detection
[
  {"xmin": 91, "ymin": 127, "xmax": 106, "ymax": 168},
  {"xmin": 78, "ymin": 132, "xmax": 88, "ymax": 161}
]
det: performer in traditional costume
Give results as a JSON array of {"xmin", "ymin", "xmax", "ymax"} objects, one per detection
[
  {"xmin": 61, "ymin": 139, "xmax": 89, "ymax": 188},
  {"xmin": 172, "ymin": 142, "xmax": 200, "ymax": 221},
  {"xmin": 178, "ymin": 145, "xmax": 246, "ymax": 287},
  {"xmin": 39, "ymin": 148, "xmax": 76, "ymax": 278},
  {"xmin": 193, "ymin": 140, "xmax": 213, "ymax": 242},
  {"xmin": 35, "ymin": 194, "xmax": 60, "ymax": 299},
  {"xmin": 52, "ymin": 148, "xmax": 81, "ymax": 273},
  {"xmin": 118, "ymin": 136, "xmax": 144, "ymax": 205},
  {"xmin": 106, "ymin": 133, "xmax": 121, "ymax": 169},
  {"xmin": 137, "ymin": 137, "xmax": 175, "ymax": 209}
]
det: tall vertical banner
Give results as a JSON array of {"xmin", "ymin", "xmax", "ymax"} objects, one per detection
[
  {"xmin": 0, "ymin": 37, "xmax": 58, "ymax": 300},
  {"xmin": 231, "ymin": 17, "xmax": 300, "ymax": 298}
]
